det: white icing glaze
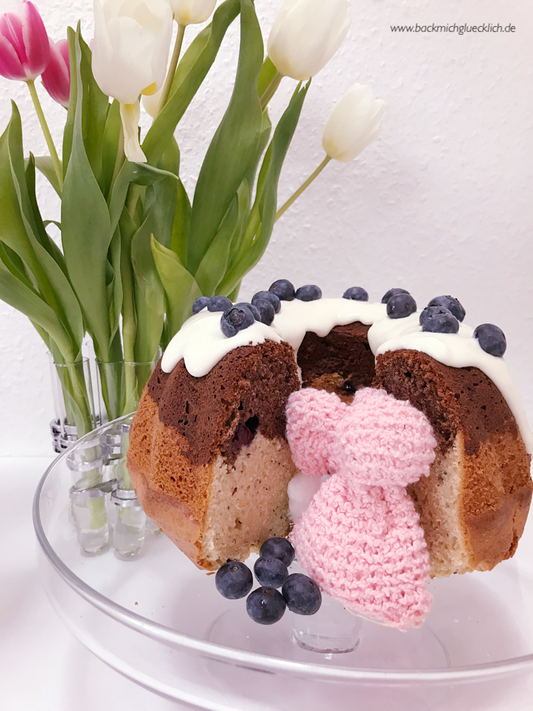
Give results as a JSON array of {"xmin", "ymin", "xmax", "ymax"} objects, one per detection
[
  {"xmin": 272, "ymin": 298, "xmax": 387, "ymax": 351},
  {"xmin": 161, "ymin": 308, "xmax": 281, "ymax": 377},
  {"xmin": 161, "ymin": 297, "xmax": 533, "ymax": 453}
]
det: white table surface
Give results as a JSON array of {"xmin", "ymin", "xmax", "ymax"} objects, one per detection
[{"xmin": 2, "ymin": 455, "xmax": 531, "ymax": 711}]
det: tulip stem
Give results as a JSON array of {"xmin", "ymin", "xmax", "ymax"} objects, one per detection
[
  {"xmin": 158, "ymin": 23, "xmax": 186, "ymax": 114},
  {"xmin": 260, "ymin": 72, "xmax": 283, "ymax": 110},
  {"xmin": 27, "ymin": 80, "xmax": 63, "ymax": 192},
  {"xmin": 275, "ymin": 155, "xmax": 331, "ymax": 221}
]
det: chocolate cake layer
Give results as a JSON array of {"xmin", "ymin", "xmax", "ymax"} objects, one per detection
[
  {"xmin": 373, "ymin": 349, "xmax": 519, "ymax": 456},
  {"xmin": 297, "ymin": 322, "xmax": 375, "ymax": 400},
  {"xmin": 148, "ymin": 340, "xmax": 300, "ymax": 466}
]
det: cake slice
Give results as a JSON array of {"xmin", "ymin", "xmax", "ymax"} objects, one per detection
[{"xmin": 128, "ymin": 340, "xmax": 299, "ymax": 569}]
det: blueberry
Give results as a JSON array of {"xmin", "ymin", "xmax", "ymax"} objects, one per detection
[
  {"xmin": 474, "ymin": 324, "xmax": 507, "ymax": 357},
  {"xmin": 192, "ymin": 296, "xmax": 210, "ymax": 314},
  {"xmin": 282, "ymin": 573, "xmax": 322, "ymax": 615},
  {"xmin": 208, "ymin": 295, "xmax": 233, "ymax": 312},
  {"xmin": 381, "ymin": 288, "xmax": 410, "ymax": 304},
  {"xmin": 252, "ymin": 290, "xmax": 281, "ymax": 314},
  {"xmin": 427, "ymin": 295, "xmax": 466, "ymax": 322},
  {"xmin": 420, "ymin": 305, "xmax": 459, "ymax": 334},
  {"xmin": 246, "ymin": 587, "xmax": 286, "ymax": 625},
  {"xmin": 234, "ymin": 302, "xmax": 260, "ymax": 321},
  {"xmin": 386, "ymin": 293, "xmax": 417, "ymax": 319},
  {"xmin": 220, "ymin": 305, "xmax": 255, "ymax": 338},
  {"xmin": 215, "ymin": 560, "xmax": 253, "ymax": 599},
  {"xmin": 269, "ymin": 279, "xmax": 295, "ymax": 301},
  {"xmin": 343, "ymin": 286, "xmax": 369, "ymax": 302},
  {"xmin": 254, "ymin": 556, "xmax": 289, "ymax": 588},
  {"xmin": 254, "ymin": 299, "xmax": 275, "ymax": 326},
  {"xmin": 295, "ymin": 285, "xmax": 322, "ymax": 302},
  {"xmin": 259, "ymin": 537, "xmax": 295, "ymax": 567}
]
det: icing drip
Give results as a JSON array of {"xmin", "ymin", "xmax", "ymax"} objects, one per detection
[
  {"xmin": 161, "ymin": 297, "xmax": 533, "ymax": 453},
  {"xmin": 161, "ymin": 309, "xmax": 281, "ymax": 376}
]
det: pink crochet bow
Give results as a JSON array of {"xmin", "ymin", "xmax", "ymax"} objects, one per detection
[{"xmin": 286, "ymin": 387, "xmax": 437, "ymax": 629}]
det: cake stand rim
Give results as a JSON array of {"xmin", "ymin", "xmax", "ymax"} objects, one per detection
[{"xmin": 32, "ymin": 414, "xmax": 533, "ymax": 685}]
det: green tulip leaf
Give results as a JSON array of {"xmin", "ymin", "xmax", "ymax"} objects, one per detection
[
  {"xmin": 227, "ymin": 179, "xmax": 251, "ymax": 267},
  {"xmin": 194, "ymin": 193, "xmax": 240, "ymax": 296},
  {"xmin": 108, "ymin": 160, "xmax": 134, "ymax": 236},
  {"xmin": 218, "ymin": 82, "xmax": 310, "ymax": 295},
  {"xmin": 33, "ymin": 155, "xmax": 62, "ymax": 196},
  {"xmin": 142, "ymin": 141, "xmax": 179, "ymax": 252},
  {"xmin": 0, "ymin": 103, "xmax": 84, "ymax": 360},
  {"xmin": 187, "ymin": 0, "xmax": 264, "ymax": 274},
  {"xmin": 62, "ymin": 31, "xmax": 115, "ymax": 360},
  {"xmin": 25, "ymin": 155, "xmax": 68, "ymax": 274},
  {"xmin": 131, "ymin": 221, "xmax": 165, "ymax": 363},
  {"xmin": 0, "ymin": 241, "xmax": 35, "ymax": 291},
  {"xmin": 142, "ymin": 0, "xmax": 240, "ymax": 166},
  {"xmin": 151, "ymin": 236, "xmax": 201, "ymax": 338},
  {"xmin": 142, "ymin": 137, "xmax": 181, "ymax": 249},
  {"xmin": 171, "ymin": 179, "xmax": 191, "ymax": 266},
  {"xmin": 101, "ymin": 99, "xmax": 123, "ymax": 199},
  {"xmin": 131, "ymin": 162, "xmax": 180, "ymax": 186},
  {"xmin": 0, "ymin": 262, "xmax": 73, "ymax": 358},
  {"xmin": 107, "ymin": 228, "xmax": 123, "ymax": 340},
  {"xmin": 257, "ymin": 57, "xmax": 278, "ymax": 98},
  {"xmin": 63, "ymin": 25, "xmax": 110, "ymax": 188}
]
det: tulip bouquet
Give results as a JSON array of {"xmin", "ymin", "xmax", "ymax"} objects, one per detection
[{"xmin": 0, "ymin": 0, "xmax": 385, "ymax": 443}]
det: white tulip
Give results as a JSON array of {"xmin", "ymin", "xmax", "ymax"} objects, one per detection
[
  {"xmin": 92, "ymin": 0, "xmax": 173, "ymax": 162},
  {"xmin": 120, "ymin": 101, "xmax": 146, "ymax": 162},
  {"xmin": 322, "ymin": 84, "xmax": 385, "ymax": 163},
  {"xmin": 267, "ymin": 0, "xmax": 351, "ymax": 81},
  {"xmin": 167, "ymin": 0, "xmax": 217, "ymax": 26},
  {"xmin": 142, "ymin": 86, "xmax": 162, "ymax": 118}
]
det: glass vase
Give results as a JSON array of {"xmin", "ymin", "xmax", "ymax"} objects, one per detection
[
  {"xmin": 96, "ymin": 357, "xmax": 159, "ymax": 424},
  {"xmin": 111, "ymin": 487, "xmax": 147, "ymax": 560},
  {"xmin": 69, "ymin": 477, "xmax": 117, "ymax": 555},
  {"xmin": 49, "ymin": 356, "xmax": 97, "ymax": 452}
]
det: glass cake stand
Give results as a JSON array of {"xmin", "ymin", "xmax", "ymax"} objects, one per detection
[{"xmin": 34, "ymin": 415, "xmax": 533, "ymax": 711}]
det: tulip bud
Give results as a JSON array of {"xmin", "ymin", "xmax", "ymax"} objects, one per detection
[
  {"xmin": 322, "ymin": 84, "xmax": 385, "ymax": 163},
  {"xmin": 167, "ymin": 0, "xmax": 217, "ymax": 26},
  {"xmin": 42, "ymin": 39, "xmax": 70, "ymax": 107},
  {"xmin": 0, "ymin": 1, "xmax": 50, "ymax": 82},
  {"xmin": 92, "ymin": 0, "xmax": 173, "ymax": 162},
  {"xmin": 267, "ymin": 0, "xmax": 350, "ymax": 81}
]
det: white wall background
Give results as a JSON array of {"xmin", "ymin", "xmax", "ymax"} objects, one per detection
[{"xmin": 0, "ymin": 0, "xmax": 532, "ymax": 456}]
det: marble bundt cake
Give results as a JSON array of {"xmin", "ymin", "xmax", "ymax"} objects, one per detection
[{"xmin": 127, "ymin": 285, "xmax": 532, "ymax": 574}]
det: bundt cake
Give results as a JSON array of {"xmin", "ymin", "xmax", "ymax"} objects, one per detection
[{"xmin": 127, "ymin": 285, "xmax": 532, "ymax": 576}]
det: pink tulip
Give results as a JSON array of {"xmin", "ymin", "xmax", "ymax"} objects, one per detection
[
  {"xmin": 42, "ymin": 38, "xmax": 69, "ymax": 107},
  {"xmin": 0, "ymin": 1, "xmax": 50, "ymax": 81}
]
